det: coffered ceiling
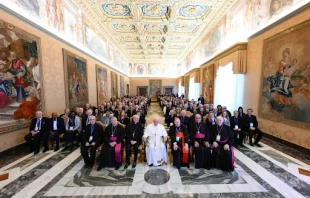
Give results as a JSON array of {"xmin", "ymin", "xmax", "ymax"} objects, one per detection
[{"xmin": 76, "ymin": 0, "xmax": 234, "ymax": 62}]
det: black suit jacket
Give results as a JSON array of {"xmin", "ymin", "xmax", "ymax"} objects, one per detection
[
  {"xmin": 165, "ymin": 115, "xmax": 176, "ymax": 125},
  {"xmin": 198, "ymin": 97, "xmax": 205, "ymax": 105},
  {"xmin": 178, "ymin": 115, "xmax": 189, "ymax": 126},
  {"xmin": 29, "ymin": 117, "xmax": 49, "ymax": 133},
  {"xmin": 126, "ymin": 122, "xmax": 144, "ymax": 145},
  {"xmin": 48, "ymin": 117, "xmax": 65, "ymax": 132},
  {"xmin": 230, "ymin": 116, "xmax": 243, "ymax": 130},
  {"xmin": 211, "ymin": 124, "xmax": 234, "ymax": 146},
  {"xmin": 205, "ymin": 118, "xmax": 216, "ymax": 130},
  {"xmin": 242, "ymin": 114, "xmax": 258, "ymax": 129},
  {"xmin": 104, "ymin": 124, "xmax": 124, "ymax": 144},
  {"xmin": 169, "ymin": 124, "xmax": 189, "ymax": 148},
  {"xmin": 82, "ymin": 123, "xmax": 103, "ymax": 148}
]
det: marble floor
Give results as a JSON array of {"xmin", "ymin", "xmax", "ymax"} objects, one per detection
[{"xmin": 1, "ymin": 103, "xmax": 310, "ymax": 197}]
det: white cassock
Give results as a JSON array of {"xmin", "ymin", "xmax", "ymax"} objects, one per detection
[{"xmin": 143, "ymin": 123, "xmax": 167, "ymax": 166}]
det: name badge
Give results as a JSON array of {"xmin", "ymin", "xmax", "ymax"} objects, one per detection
[
  {"xmin": 216, "ymin": 135, "xmax": 221, "ymax": 141},
  {"xmin": 176, "ymin": 137, "xmax": 180, "ymax": 142},
  {"xmin": 235, "ymin": 125, "xmax": 238, "ymax": 129},
  {"xmin": 250, "ymin": 123, "xmax": 253, "ymax": 127},
  {"xmin": 70, "ymin": 126, "xmax": 73, "ymax": 130},
  {"xmin": 89, "ymin": 136, "xmax": 93, "ymax": 142}
]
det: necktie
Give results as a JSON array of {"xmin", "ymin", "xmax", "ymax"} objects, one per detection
[
  {"xmin": 90, "ymin": 125, "xmax": 94, "ymax": 135},
  {"xmin": 36, "ymin": 119, "xmax": 41, "ymax": 129},
  {"xmin": 87, "ymin": 117, "xmax": 90, "ymax": 125}
]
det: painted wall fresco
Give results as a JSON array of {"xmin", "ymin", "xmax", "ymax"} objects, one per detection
[
  {"xmin": 96, "ymin": 65, "xmax": 108, "ymax": 104},
  {"xmin": 111, "ymin": 71, "xmax": 118, "ymax": 99}
]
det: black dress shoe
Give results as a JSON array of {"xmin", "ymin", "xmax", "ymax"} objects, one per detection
[
  {"xmin": 89, "ymin": 164, "xmax": 94, "ymax": 169},
  {"xmin": 34, "ymin": 150, "xmax": 39, "ymax": 155},
  {"xmin": 132, "ymin": 162, "xmax": 136, "ymax": 168},
  {"xmin": 63, "ymin": 146, "xmax": 68, "ymax": 151},
  {"xmin": 54, "ymin": 146, "xmax": 59, "ymax": 152},
  {"xmin": 250, "ymin": 143, "xmax": 254, "ymax": 146},
  {"xmin": 42, "ymin": 148, "xmax": 48, "ymax": 153},
  {"xmin": 254, "ymin": 143, "xmax": 262, "ymax": 147},
  {"xmin": 83, "ymin": 164, "xmax": 90, "ymax": 169},
  {"xmin": 124, "ymin": 163, "xmax": 130, "ymax": 169},
  {"xmin": 177, "ymin": 165, "xmax": 181, "ymax": 170},
  {"xmin": 115, "ymin": 166, "xmax": 119, "ymax": 170},
  {"xmin": 148, "ymin": 164, "xmax": 153, "ymax": 167},
  {"xmin": 68, "ymin": 146, "xmax": 73, "ymax": 151},
  {"xmin": 97, "ymin": 166, "xmax": 103, "ymax": 171},
  {"xmin": 239, "ymin": 144, "xmax": 245, "ymax": 147}
]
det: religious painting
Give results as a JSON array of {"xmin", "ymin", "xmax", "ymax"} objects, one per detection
[
  {"xmin": 0, "ymin": 20, "xmax": 43, "ymax": 133},
  {"xmin": 121, "ymin": 58, "xmax": 128, "ymax": 74},
  {"xmin": 108, "ymin": 43, "xmax": 114, "ymax": 63},
  {"xmin": 63, "ymin": 49, "xmax": 88, "ymax": 109},
  {"xmin": 111, "ymin": 71, "xmax": 118, "ymax": 99},
  {"xmin": 149, "ymin": 79, "xmax": 161, "ymax": 97},
  {"xmin": 113, "ymin": 51, "xmax": 121, "ymax": 69},
  {"xmin": 96, "ymin": 65, "xmax": 107, "ymax": 104},
  {"xmin": 120, "ymin": 75, "xmax": 126, "ymax": 97},
  {"xmin": 45, "ymin": 0, "xmax": 64, "ymax": 31},
  {"xmin": 163, "ymin": 63, "xmax": 175, "ymax": 76},
  {"xmin": 135, "ymin": 64, "xmax": 146, "ymax": 75},
  {"xmin": 259, "ymin": 20, "xmax": 310, "ymax": 129},
  {"xmin": 13, "ymin": 0, "xmax": 41, "ymax": 16},
  {"xmin": 85, "ymin": 24, "xmax": 107, "ymax": 61},
  {"xmin": 63, "ymin": 0, "xmax": 81, "ymax": 43},
  {"xmin": 184, "ymin": 75, "xmax": 190, "ymax": 99},
  {"xmin": 202, "ymin": 22, "xmax": 225, "ymax": 60},
  {"xmin": 202, "ymin": 64, "xmax": 214, "ymax": 104},
  {"xmin": 148, "ymin": 65, "xmax": 162, "ymax": 76}
]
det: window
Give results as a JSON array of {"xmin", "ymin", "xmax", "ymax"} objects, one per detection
[
  {"xmin": 188, "ymin": 77, "xmax": 200, "ymax": 101},
  {"xmin": 214, "ymin": 62, "xmax": 244, "ymax": 113},
  {"xmin": 178, "ymin": 82, "xmax": 184, "ymax": 96}
]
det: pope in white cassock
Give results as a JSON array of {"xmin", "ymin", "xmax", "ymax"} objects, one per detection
[{"xmin": 143, "ymin": 117, "xmax": 168, "ymax": 166}]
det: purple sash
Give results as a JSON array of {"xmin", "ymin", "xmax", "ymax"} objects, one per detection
[
  {"xmin": 109, "ymin": 137, "xmax": 121, "ymax": 163},
  {"xmin": 195, "ymin": 133, "xmax": 205, "ymax": 139}
]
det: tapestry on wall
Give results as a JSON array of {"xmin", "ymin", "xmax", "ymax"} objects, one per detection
[
  {"xmin": 111, "ymin": 71, "xmax": 118, "ymax": 99},
  {"xmin": 0, "ymin": 20, "xmax": 43, "ymax": 132},
  {"xmin": 120, "ymin": 75, "xmax": 126, "ymax": 97},
  {"xmin": 202, "ymin": 65, "xmax": 214, "ymax": 104},
  {"xmin": 149, "ymin": 79, "xmax": 162, "ymax": 98},
  {"xmin": 259, "ymin": 20, "xmax": 310, "ymax": 129},
  {"xmin": 96, "ymin": 65, "xmax": 107, "ymax": 104},
  {"xmin": 63, "ymin": 49, "xmax": 88, "ymax": 109}
]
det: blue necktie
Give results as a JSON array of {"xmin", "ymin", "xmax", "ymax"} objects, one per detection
[
  {"xmin": 36, "ymin": 119, "xmax": 41, "ymax": 129},
  {"xmin": 90, "ymin": 126, "xmax": 94, "ymax": 135}
]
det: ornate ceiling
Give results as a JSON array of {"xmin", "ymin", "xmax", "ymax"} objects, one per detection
[{"xmin": 76, "ymin": 0, "xmax": 234, "ymax": 63}]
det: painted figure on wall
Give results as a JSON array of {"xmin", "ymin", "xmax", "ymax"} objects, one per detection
[
  {"xmin": 96, "ymin": 66, "xmax": 108, "ymax": 104},
  {"xmin": 202, "ymin": 66, "xmax": 214, "ymax": 104},
  {"xmin": 111, "ymin": 71, "xmax": 118, "ymax": 99},
  {"xmin": 149, "ymin": 80, "xmax": 161, "ymax": 97},
  {"xmin": 0, "ymin": 21, "xmax": 42, "ymax": 126},
  {"xmin": 260, "ymin": 21, "xmax": 310, "ymax": 127}
]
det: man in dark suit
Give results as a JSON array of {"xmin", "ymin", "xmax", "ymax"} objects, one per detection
[
  {"xmin": 165, "ymin": 109, "xmax": 177, "ymax": 127},
  {"xmin": 124, "ymin": 115, "xmax": 144, "ymax": 169},
  {"xmin": 136, "ymin": 111, "xmax": 146, "ymax": 126},
  {"xmin": 59, "ymin": 108, "xmax": 70, "ymax": 118},
  {"xmin": 48, "ymin": 112, "xmax": 65, "ymax": 151},
  {"xmin": 24, "ymin": 111, "xmax": 49, "ymax": 154},
  {"xmin": 81, "ymin": 115, "xmax": 103, "ymax": 168},
  {"xmin": 198, "ymin": 95, "xmax": 205, "ymax": 105},
  {"xmin": 230, "ymin": 111, "xmax": 245, "ymax": 147},
  {"xmin": 242, "ymin": 108, "xmax": 264, "ymax": 147},
  {"xmin": 179, "ymin": 110, "xmax": 189, "ymax": 126},
  {"xmin": 82, "ymin": 109, "xmax": 93, "ymax": 132}
]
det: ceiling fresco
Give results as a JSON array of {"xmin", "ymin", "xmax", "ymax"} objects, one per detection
[{"xmin": 77, "ymin": 0, "xmax": 233, "ymax": 62}]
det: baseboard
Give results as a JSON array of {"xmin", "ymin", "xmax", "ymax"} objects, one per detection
[
  {"xmin": 264, "ymin": 133, "xmax": 310, "ymax": 155},
  {"xmin": 0, "ymin": 142, "xmax": 27, "ymax": 157}
]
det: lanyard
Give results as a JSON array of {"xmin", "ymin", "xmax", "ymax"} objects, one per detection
[
  {"xmin": 195, "ymin": 123, "xmax": 201, "ymax": 133},
  {"xmin": 111, "ymin": 125, "xmax": 117, "ymax": 136},
  {"xmin": 217, "ymin": 125, "xmax": 223, "ymax": 135}
]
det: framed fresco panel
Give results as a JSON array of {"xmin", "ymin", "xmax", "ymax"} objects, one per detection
[
  {"xmin": 259, "ymin": 20, "xmax": 310, "ymax": 129},
  {"xmin": 111, "ymin": 71, "xmax": 118, "ymax": 99},
  {"xmin": 202, "ymin": 64, "xmax": 214, "ymax": 104},
  {"xmin": 0, "ymin": 20, "xmax": 43, "ymax": 133},
  {"xmin": 63, "ymin": 49, "xmax": 88, "ymax": 109},
  {"xmin": 96, "ymin": 65, "xmax": 108, "ymax": 104},
  {"xmin": 120, "ymin": 75, "xmax": 126, "ymax": 97},
  {"xmin": 149, "ymin": 79, "xmax": 161, "ymax": 97}
]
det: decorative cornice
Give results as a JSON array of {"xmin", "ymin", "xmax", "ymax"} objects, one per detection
[{"xmin": 213, "ymin": 42, "xmax": 247, "ymax": 61}]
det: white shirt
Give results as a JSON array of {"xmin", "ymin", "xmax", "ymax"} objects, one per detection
[
  {"xmin": 53, "ymin": 119, "xmax": 58, "ymax": 130},
  {"xmin": 34, "ymin": 118, "xmax": 41, "ymax": 131}
]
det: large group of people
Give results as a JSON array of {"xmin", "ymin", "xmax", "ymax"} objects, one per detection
[{"xmin": 24, "ymin": 93, "xmax": 264, "ymax": 173}]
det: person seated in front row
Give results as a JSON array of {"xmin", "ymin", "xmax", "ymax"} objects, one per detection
[
  {"xmin": 169, "ymin": 117, "xmax": 189, "ymax": 169},
  {"xmin": 143, "ymin": 117, "xmax": 168, "ymax": 167},
  {"xmin": 81, "ymin": 115, "xmax": 103, "ymax": 169},
  {"xmin": 190, "ymin": 114, "xmax": 211, "ymax": 169},
  {"xmin": 97, "ymin": 117, "xmax": 124, "ymax": 171},
  {"xmin": 124, "ymin": 115, "xmax": 144, "ymax": 169},
  {"xmin": 211, "ymin": 116, "xmax": 235, "ymax": 172},
  {"xmin": 64, "ymin": 111, "xmax": 81, "ymax": 150},
  {"xmin": 165, "ymin": 109, "xmax": 176, "ymax": 127},
  {"xmin": 242, "ymin": 108, "xmax": 264, "ymax": 147},
  {"xmin": 48, "ymin": 112, "xmax": 65, "ymax": 151},
  {"xmin": 24, "ymin": 111, "xmax": 49, "ymax": 154},
  {"xmin": 230, "ymin": 110, "xmax": 245, "ymax": 147}
]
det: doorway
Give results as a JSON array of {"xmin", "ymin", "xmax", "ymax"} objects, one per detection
[{"xmin": 137, "ymin": 86, "xmax": 148, "ymax": 96}]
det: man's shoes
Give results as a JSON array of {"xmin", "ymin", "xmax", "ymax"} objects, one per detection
[
  {"xmin": 68, "ymin": 146, "xmax": 73, "ymax": 151},
  {"xmin": 254, "ymin": 143, "xmax": 262, "ymax": 147},
  {"xmin": 42, "ymin": 148, "xmax": 48, "ymax": 153},
  {"xmin": 149, "ymin": 164, "xmax": 153, "ymax": 167},
  {"xmin": 115, "ymin": 166, "xmax": 119, "ymax": 170},
  {"xmin": 34, "ymin": 150, "xmax": 39, "ymax": 155},
  {"xmin": 83, "ymin": 164, "xmax": 90, "ymax": 169},
  {"xmin": 97, "ymin": 166, "xmax": 103, "ymax": 171},
  {"xmin": 124, "ymin": 163, "xmax": 130, "ymax": 169},
  {"xmin": 132, "ymin": 162, "xmax": 136, "ymax": 168},
  {"xmin": 250, "ymin": 143, "xmax": 254, "ymax": 146},
  {"xmin": 54, "ymin": 146, "xmax": 59, "ymax": 152},
  {"xmin": 89, "ymin": 164, "xmax": 94, "ymax": 169},
  {"xmin": 239, "ymin": 144, "xmax": 245, "ymax": 147},
  {"xmin": 63, "ymin": 146, "xmax": 68, "ymax": 151},
  {"xmin": 177, "ymin": 165, "xmax": 181, "ymax": 169}
]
